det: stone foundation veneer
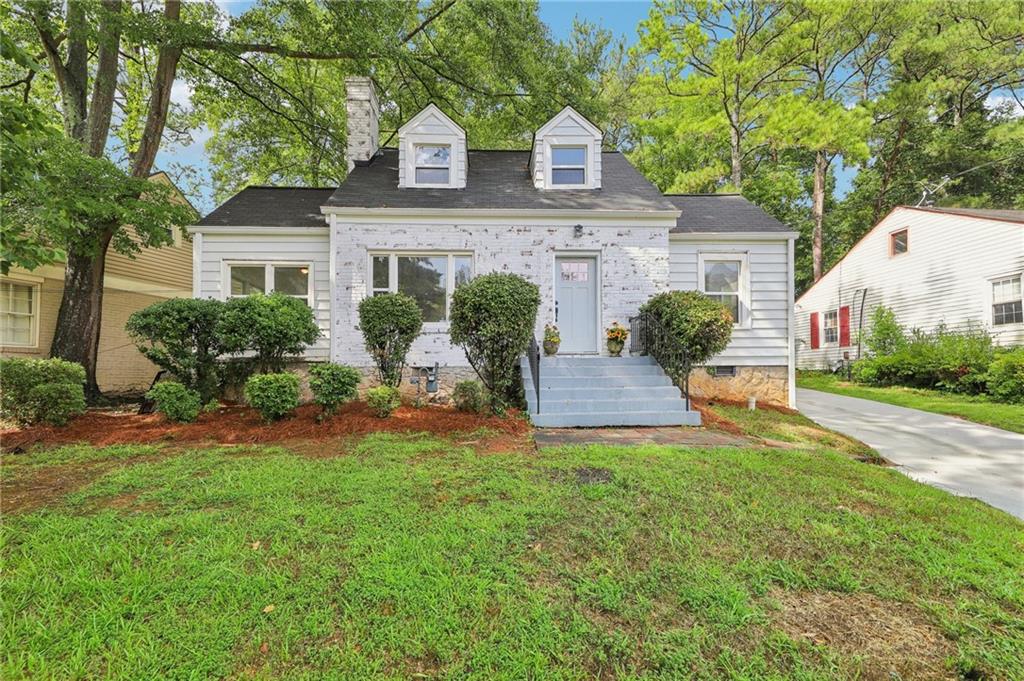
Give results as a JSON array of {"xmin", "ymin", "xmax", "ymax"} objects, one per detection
[{"xmin": 687, "ymin": 365, "xmax": 789, "ymax": 406}]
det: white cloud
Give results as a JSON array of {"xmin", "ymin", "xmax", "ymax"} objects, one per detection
[{"xmin": 985, "ymin": 93, "xmax": 1024, "ymax": 118}]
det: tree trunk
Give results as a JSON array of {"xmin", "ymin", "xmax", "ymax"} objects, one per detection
[
  {"xmin": 728, "ymin": 104, "xmax": 742, "ymax": 188},
  {"xmin": 811, "ymin": 150, "xmax": 828, "ymax": 282},
  {"xmin": 50, "ymin": 233, "xmax": 113, "ymax": 400}
]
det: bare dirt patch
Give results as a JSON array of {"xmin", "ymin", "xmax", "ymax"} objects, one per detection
[
  {"xmin": 1, "ymin": 401, "xmax": 531, "ymax": 452},
  {"xmin": 769, "ymin": 589, "xmax": 956, "ymax": 680},
  {"xmin": 2, "ymin": 460, "xmax": 113, "ymax": 515},
  {"xmin": 689, "ymin": 397, "xmax": 747, "ymax": 436}
]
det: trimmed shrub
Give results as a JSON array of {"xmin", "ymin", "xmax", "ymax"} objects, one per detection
[
  {"xmin": 146, "ymin": 381, "xmax": 202, "ymax": 423},
  {"xmin": 244, "ymin": 372, "xmax": 301, "ymax": 421},
  {"xmin": 449, "ymin": 273, "xmax": 540, "ymax": 410},
  {"xmin": 126, "ymin": 297, "xmax": 226, "ymax": 403},
  {"xmin": 366, "ymin": 386, "xmax": 401, "ymax": 418},
  {"xmin": 863, "ymin": 306, "xmax": 906, "ymax": 356},
  {"xmin": 219, "ymin": 293, "xmax": 321, "ymax": 373},
  {"xmin": 358, "ymin": 293, "xmax": 423, "ymax": 388},
  {"xmin": 308, "ymin": 363, "xmax": 362, "ymax": 419},
  {"xmin": 0, "ymin": 358, "xmax": 86, "ymax": 426},
  {"xmin": 986, "ymin": 348, "xmax": 1024, "ymax": 404},
  {"xmin": 639, "ymin": 291, "xmax": 733, "ymax": 382},
  {"xmin": 452, "ymin": 380, "xmax": 487, "ymax": 414}
]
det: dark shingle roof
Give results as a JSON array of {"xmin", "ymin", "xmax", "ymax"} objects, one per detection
[
  {"xmin": 324, "ymin": 148, "xmax": 676, "ymax": 212},
  {"xmin": 666, "ymin": 194, "xmax": 791, "ymax": 234},
  {"xmin": 196, "ymin": 187, "xmax": 336, "ymax": 227},
  {"xmin": 907, "ymin": 206, "xmax": 1024, "ymax": 224}
]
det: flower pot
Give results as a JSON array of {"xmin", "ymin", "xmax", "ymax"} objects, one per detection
[
  {"xmin": 607, "ymin": 339, "xmax": 624, "ymax": 357},
  {"xmin": 543, "ymin": 339, "xmax": 559, "ymax": 355}
]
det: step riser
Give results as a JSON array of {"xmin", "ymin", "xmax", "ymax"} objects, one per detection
[
  {"xmin": 525, "ymin": 376, "xmax": 674, "ymax": 389},
  {"xmin": 531, "ymin": 410, "xmax": 702, "ymax": 428},
  {"xmin": 526, "ymin": 398, "xmax": 687, "ymax": 414},
  {"xmin": 524, "ymin": 386, "xmax": 684, "ymax": 402},
  {"xmin": 523, "ymin": 357, "xmax": 656, "ymax": 368},
  {"xmin": 528, "ymin": 366, "xmax": 667, "ymax": 378}
]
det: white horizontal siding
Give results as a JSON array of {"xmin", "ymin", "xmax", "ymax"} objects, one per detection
[
  {"xmin": 795, "ymin": 208, "xmax": 1024, "ymax": 369},
  {"xmin": 669, "ymin": 239, "xmax": 791, "ymax": 367},
  {"xmin": 199, "ymin": 233, "xmax": 331, "ymax": 359}
]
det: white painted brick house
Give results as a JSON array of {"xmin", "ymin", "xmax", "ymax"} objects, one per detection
[{"xmin": 190, "ymin": 77, "xmax": 798, "ymax": 422}]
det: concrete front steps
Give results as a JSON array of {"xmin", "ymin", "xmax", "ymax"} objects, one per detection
[{"xmin": 521, "ymin": 355, "xmax": 701, "ymax": 428}]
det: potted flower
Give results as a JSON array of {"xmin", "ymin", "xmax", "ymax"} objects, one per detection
[
  {"xmin": 543, "ymin": 324, "xmax": 560, "ymax": 355},
  {"xmin": 606, "ymin": 321, "xmax": 629, "ymax": 357}
]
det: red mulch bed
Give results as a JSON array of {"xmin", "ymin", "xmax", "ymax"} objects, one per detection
[{"xmin": 1, "ymin": 402, "xmax": 530, "ymax": 451}]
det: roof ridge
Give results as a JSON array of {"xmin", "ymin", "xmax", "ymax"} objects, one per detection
[
  {"xmin": 244, "ymin": 185, "xmax": 338, "ymax": 191},
  {"xmin": 664, "ymin": 193, "xmax": 742, "ymax": 197}
]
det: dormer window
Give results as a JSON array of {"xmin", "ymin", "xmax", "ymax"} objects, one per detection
[
  {"xmin": 551, "ymin": 146, "xmax": 587, "ymax": 185},
  {"xmin": 414, "ymin": 144, "xmax": 451, "ymax": 185},
  {"xmin": 531, "ymin": 106, "xmax": 603, "ymax": 190},
  {"xmin": 397, "ymin": 104, "xmax": 466, "ymax": 189}
]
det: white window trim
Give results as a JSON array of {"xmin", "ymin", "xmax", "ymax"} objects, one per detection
[
  {"xmin": 0, "ymin": 276, "xmax": 42, "ymax": 349},
  {"xmin": 543, "ymin": 136, "xmax": 596, "ymax": 189},
  {"xmin": 988, "ymin": 271, "xmax": 1024, "ymax": 328},
  {"xmin": 222, "ymin": 261, "xmax": 314, "ymax": 304},
  {"xmin": 368, "ymin": 251, "xmax": 474, "ymax": 328},
  {"xmin": 403, "ymin": 134, "xmax": 458, "ymax": 189},
  {"xmin": 821, "ymin": 309, "xmax": 840, "ymax": 347},
  {"xmin": 697, "ymin": 251, "xmax": 751, "ymax": 330},
  {"xmin": 549, "ymin": 145, "xmax": 587, "ymax": 187}
]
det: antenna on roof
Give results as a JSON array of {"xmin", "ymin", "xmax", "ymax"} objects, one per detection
[{"xmin": 916, "ymin": 155, "xmax": 1017, "ymax": 207}]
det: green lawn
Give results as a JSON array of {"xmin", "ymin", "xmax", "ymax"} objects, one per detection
[
  {"xmin": 798, "ymin": 371, "xmax": 1024, "ymax": 434},
  {"xmin": 3, "ymin": 434, "xmax": 1022, "ymax": 679}
]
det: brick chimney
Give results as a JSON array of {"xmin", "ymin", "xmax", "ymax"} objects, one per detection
[{"xmin": 345, "ymin": 76, "xmax": 379, "ymax": 171}]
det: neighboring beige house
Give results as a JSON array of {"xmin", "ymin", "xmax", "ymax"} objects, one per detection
[{"xmin": 1, "ymin": 172, "xmax": 196, "ymax": 394}]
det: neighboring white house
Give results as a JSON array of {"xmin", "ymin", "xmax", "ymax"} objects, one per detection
[
  {"xmin": 795, "ymin": 206, "xmax": 1024, "ymax": 369},
  {"xmin": 189, "ymin": 77, "xmax": 798, "ymax": 422}
]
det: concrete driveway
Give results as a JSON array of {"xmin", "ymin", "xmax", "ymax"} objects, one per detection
[{"xmin": 797, "ymin": 388, "xmax": 1024, "ymax": 519}]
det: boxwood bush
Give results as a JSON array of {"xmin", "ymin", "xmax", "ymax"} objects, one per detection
[
  {"xmin": 244, "ymin": 372, "xmax": 301, "ymax": 421},
  {"xmin": 126, "ymin": 298, "xmax": 226, "ymax": 403},
  {"xmin": 639, "ymin": 291, "xmax": 733, "ymax": 383},
  {"xmin": 358, "ymin": 293, "xmax": 423, "ymax": 388},
  {"xmin": 219, "ymin": 293, "xmax": 321, "ymax": 373},
  {"xmin": 146, "ymin": 381, "xmax": 202, "ymax": 423},
  {"xmin": 986, "ymin": 348, "xmax": 1024, "ymax": 404},
  {"xmin": 0, "ymin": 358, "xmax": 87, "ymax": 426},
  {"xmin": 366, "ymin": 385, "xmax": 401, "ymax": 418},
  {"xmin": 452, "ymin": 380, "xmax": 487, "ymax": 414},
  {"xmin": 449, "ymin": 273, "xmax": 540, "ymax": 410},
  {"xmin": 308, "ymin": 363, "xmax": 362, "ymax": 420}
]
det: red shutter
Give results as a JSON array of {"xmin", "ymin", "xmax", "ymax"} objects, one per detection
[
  {"xmin": 839, "ymin": 306, "xmax": 851, "ymax": 346},
  {"xmin": 810, "ymin": 312, "xmax": 820, "ymax": 349}
]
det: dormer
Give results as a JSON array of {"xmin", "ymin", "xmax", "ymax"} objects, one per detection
[
  {"xmin": 531, "ymin": 106, "xmax": 602, "ymax": 190},
  {"xmin": 397, "ymin": 104, "xmax": 467, "ymax": 189}
]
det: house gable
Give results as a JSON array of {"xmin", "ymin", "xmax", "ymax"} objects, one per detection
[{"xmin": 397, "ymin": 103, "xmax": 467, "ymax": 189}]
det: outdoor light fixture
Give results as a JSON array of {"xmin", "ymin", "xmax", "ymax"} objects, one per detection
[{"xmin": 573, "ymin": 224, "xmax": 584, "ymax": 238}]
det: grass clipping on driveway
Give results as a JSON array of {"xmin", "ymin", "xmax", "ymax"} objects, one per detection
[{"xmin": 3, "ymin": 435, "xmax": 1022, "ymax": 680}]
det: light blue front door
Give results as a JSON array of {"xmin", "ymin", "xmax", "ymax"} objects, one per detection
[{"xmin": 556, "ymin": 257, "xmax": 598, "ymax": 353}]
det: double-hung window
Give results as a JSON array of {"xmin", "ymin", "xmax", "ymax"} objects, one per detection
[
  {"xmin": 228, "ymin": 263, "xmax": 311, "ymax": 305},
  {"xmin": 823, "ymin": 310, "xmax": 839, "ymax": 345},
  {"xmin": 370, "ymin": 253, "xmax": 472, "ymax": 323},
  {"xmin": 992, "ymin": 274, "xmax": 1023, "ymax": 326},
  {"xmin": 550, "ymin": 146, "xmax": 587, "ymax": 186},
  {"xmin": 414, "ymin": 144, "xmax": 451, "ymax": 185},
  {"xmin": 0, "ymin": 280, "xmax": 39, "ymax": 347},
  {"xmin": 890, "ymin": 228, "xmax": 908, "ymax": 256},
  {"xmin": 699, "ymin": 253, "xmax": 748, "ymax": 327}
]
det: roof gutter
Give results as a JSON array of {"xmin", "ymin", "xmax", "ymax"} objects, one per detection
[{"xmin": 320, "ymin": 206, "xmax": 681, "ymax": 220}]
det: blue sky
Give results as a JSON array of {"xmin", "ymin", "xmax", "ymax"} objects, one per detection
[{"xmin": 161, "ymin": 1, "xmax": 853, "ymax": 213}]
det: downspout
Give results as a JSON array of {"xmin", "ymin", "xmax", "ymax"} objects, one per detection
[
  {"xmin": 327, "ymin": 213, "xmax": 338, "ymax": 363},
  {"xmin": 191, "ymin": 231, "xmax": 202, "ymax": 298},
  {"xmin": 855, "ymin": 287, "xmax": 868, "ymax": 360},
  {"xmin": 787, "ymin": 236, "xmax": 796, "ymax": 409}
]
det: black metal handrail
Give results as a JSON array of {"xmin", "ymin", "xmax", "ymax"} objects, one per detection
[
  {"xmin": 629, "ymin": 311, "xmax": 692, "ymax": 411},
  {"xmin": 527, "ymin": 335, "xmax": 541, "ymax": 414}
]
